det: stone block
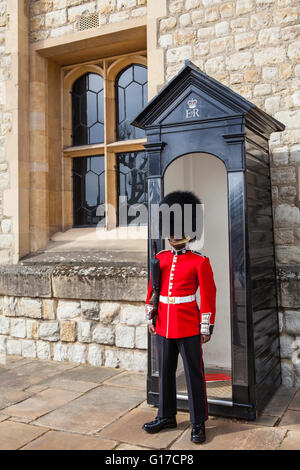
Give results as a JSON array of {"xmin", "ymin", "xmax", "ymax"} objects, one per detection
[
  {"xmin": 37, "ymin": 341, "xmax": 51, "ymax": 360},
  {"xmin": 0, "ymin": 316, "xmax": 9, "ymax": 335},
  {"xmin": 53, "ymin": 343, "xmax": 68, "ymax": 362},
  {"xmin": 280, "ymin": 335, "xmax": 294, "ymax": 359},
  {"xmin": 133, "ymin": 350, "xmax": 147, "ymax": 372},
  {"xmin": 99, "ymin": 302, "xmax": 120, "ymax": 324},
  {"xmin": 2, "ymin": 297, "xmax": 18, "ymax": 317},
  {"xmin": 160, "ymin": 17, "xmax": 177, "ymax": 32},
  {"xmin": 0, "ymin": 335, "xmax": 6, "ymax": 354},
  {"xmin": 77, "ymin": 321, "xmax": 92, "ymax": 343},
  {"xmin": 120, "ymin": 304, "xmax": 145, "ymax": 326},
  {"xmin": 179, "ymin": 13, "xmax": 191, "ymax": 27},
  {"xmin": 275, "ymin": 203, "xmax": 300, "ymax": 227},
  {"xmin": 60, "ymin": 321, "xmax": 76, "ymax": 342},
  {"xmin": 227, "ymin": 52, "xmax": 252, "ymax": 71},
  {"xmin": 104, "ymin": 348, "xmax": 120, "ymax": 368},
  {"xmin": 98, "ymin": 0, "xmax": 116, "ymax": 14},
  {"xmin": 88, "ymin": 344, "xmax": 103, "ymax": 366},
  {"xmin": 169, "ymin": 0, "xmax": 184, "ymax": 14},
  {"xmin": 68, "ymin": 344, "xmax": 86, "ymax": 364},
  {"xmin": 220, "ymin": 2, "xmax": 234, "ymax": 18},
  {"xmin": 45, "ymin": 9, "xmax": 67, "ymax": 28},
  {"xmin": 166, "ymin": 46, "xmax": 192, "ymax": 64},
  {"xmin": 52, "ymin": 265, "xmax": 147, "ymax": 302},
  {"xmin": 43, "ymin": 299, "xmax": 56, "ymax": 320},
  {"xmin": 273, "ymin": 7, "xmax": 298, "ymax": 26},
  {"xmin": 26, "ymin": 320, "xmax": 39, "ymax": 340},
  {"xmin": 0, "ymin": 266, "xmax": 53, "ymax": 298},
  {"xmin": 109, "ymin": 11, "xmax": 129, "ymax": 22},
  {"xmin": 6, "ymin": 339, "xmax": 21, "ymax": 356},
  {"xmin": 185, "ymin": 0, "xmax": 201, "ymax": 10},
  {"xmin": 39, "ymin": 322, "xmax": 60, "ymax": 342},
  {"xmin": 236, "ymin": 0, "xmax": 254, "ymax": 14},
  {"xmin": 281, "ymin": 361, "xmax": 294, "ymax": 387},
  {"xmin": 135, "ymin": 326, "xmax": 147, "ymax": 349},
  {"xmin": 17, "ymin": 298, "xmax": 43, "ymax": 319},
  {"xmin": 285, "ymin": 311, "xmax": 300, "ymax": 335},
  {"xmin": 22, "ymin": 340, "xmax": 37, "ymax": 358},
  {"xmin": 93, "ymin": 325, "xmax": 115, "ymax": 345},
  {"xmin": 11, "ymin": 319, "xmax": 26, "ymax": 339},
  {"xmin": 68, "ymin": 2, "xmax": 96, "ymax": 22},
  {"xmin": 116, "ymin": 325, "xmax": 135, "ymax": 348},
  {"xmin": 81, "ymin": 300, "xmax": 100, "ymax": 320},
  {"xmin": 57, "ymin": 300, "xmax": 81, "ymax": 320},
  {"xmin": 235, "ymin": 32, "xmax": 257, "ymax": 50},
  {"xmin": 254, "ymin": 47, "xmax": 286, "ymax": 66}
]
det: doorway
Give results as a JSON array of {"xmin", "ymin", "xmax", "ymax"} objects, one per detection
[{"xmin": 163, "ymin": 152, "xmax": 232, "ymax": 404}]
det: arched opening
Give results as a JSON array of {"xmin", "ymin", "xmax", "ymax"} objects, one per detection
[{"xmin": 163, "ymin": 152, "xmax": 232, "ymax": 402}]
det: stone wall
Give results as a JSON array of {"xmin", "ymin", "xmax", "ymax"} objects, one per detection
[
  {"xmin": 29, "ymin": 0, "xmax": 147, "ymax": 41},
  {"xmin": 0, "ymin": 264, "xmax": 148, "ymax": 372},
  {"xmin": 0, "ymin": 3, "xmax": 13, "ymax": 264}
]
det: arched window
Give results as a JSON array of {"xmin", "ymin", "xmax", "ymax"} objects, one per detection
[
  {"xmin": 65, "ymin": 55, "xmax": 148, "ymax": 229},
  {"xmin": 116, "ymin": 64, "xmax": 147, "ymax": 141},
  {"xmin": 72, "ymin": 72, "xmax": 104, "ymax": 146}
]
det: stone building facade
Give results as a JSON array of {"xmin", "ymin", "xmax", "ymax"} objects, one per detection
[{"xmin": 0, "ymin": 1, "xmax": 299, "ymax": 385}]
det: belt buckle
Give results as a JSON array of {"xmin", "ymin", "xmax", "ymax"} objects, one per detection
[{"xmin": 168, "ymin": 296, "xmax": 175, "ymax": 304}]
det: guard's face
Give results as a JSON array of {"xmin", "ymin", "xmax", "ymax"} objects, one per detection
[{"xmin": 168, "ymin": 237, "xmax": 189, "ymax": 249}]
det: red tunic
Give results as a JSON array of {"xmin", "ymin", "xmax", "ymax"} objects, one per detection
[{"xmin": 145, "ymin": 248, "xmax": 217, "ymax": 339}]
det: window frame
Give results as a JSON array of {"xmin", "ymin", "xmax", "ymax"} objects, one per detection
[{"xmin": 62, "ymin": 52, "xmax": 147, "ymax": 231}]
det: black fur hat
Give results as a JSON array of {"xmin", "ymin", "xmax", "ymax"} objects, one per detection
[{"xmin": 158, "ymin": 190, "xmax": 202, "ymax": 241}]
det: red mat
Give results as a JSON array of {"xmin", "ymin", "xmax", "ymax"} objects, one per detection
[{"xmin": 205, "ymin": 373, "xmax": 232, "ymax": 382}]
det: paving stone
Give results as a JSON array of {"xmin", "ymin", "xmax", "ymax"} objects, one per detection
[
  {"xmin": 259, "ymin": 386, "xmax": 297, "ymax": 416},
  {"xmin": 54, "ymin": 365, "xmax": 124, "ymax": 384},
  {"xmin": 2, "ymin": 388, "xmax": 81, "ymax": 420},
  {"xmin": 38, "ymin": 377, "xmax": 100, "ymax": 393},
  {"xmin": 288, "ymin": 390, "xmax": 300, "ymax": 411},
  {"xmin": 278, "ymin": 410, "xmax": 300, "ymax": 431},
  {"xmin": 103, "ymin": 371, "xmax": 146, "ymax": 390},
  {"xmin": 34, "ymin": 386, "xmax": 145, "ymax": 434},
  {"xmin": 252, "ymin": 414, "xmax": 279, "ymax": 427},
  {"xmin": 279, "ymin": 430, "xmax": 300, "ymax": 450},
  {"xmin": 170, "ymin": 418, "xmax": 287, "ymax": 450},
  {"xmin": 116, "ymin": 443, "xmax": 153, "ymax": 450},
  {"xmin": 0, "ymin": 421, "xmax": 47, "ymax": 450},
  {"xmin": 0, "ymin": 361, "xmax": 75, "ymax": 390},
  {"xmin": 21, "ymin": 430, "xmax": 117, "ymax": 450},
  {"xmin": 0, "ymin": 389, "xmax": 32, "ymax": 411},
  {"xmin": 98, "ymin": 408, "xmax": 190, "ymax": 449},
  {"xmin": 0, "ymin": 413, "xmax": 9, "ymax": 423}
]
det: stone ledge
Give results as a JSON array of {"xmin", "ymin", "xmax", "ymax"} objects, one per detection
[
  {"xmin": 0, "ymin": 265, "xmax": 54, "ymax": 298},
  {"xmin": 0, "ymin": 263, "xmax": 148, "ymax": 302}
]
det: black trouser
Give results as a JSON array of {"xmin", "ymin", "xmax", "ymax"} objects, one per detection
[{"xmin": 155, "ymin": 333, "xmax": 208, "ymax": 424}]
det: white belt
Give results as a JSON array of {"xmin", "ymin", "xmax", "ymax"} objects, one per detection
[{"xmin": 159, "ymin": 294, "xmax": 196, "ymax": 304}]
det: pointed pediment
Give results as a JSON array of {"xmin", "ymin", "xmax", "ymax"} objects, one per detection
[
  {"xmin": 131, "ymin": 61, "xmax": 284, "ymax": 134},
  {"xmin": 158, "ymin": 87, "xmax": 237, "ymax": 125}
]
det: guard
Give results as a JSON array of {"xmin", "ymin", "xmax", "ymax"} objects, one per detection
[{"xmin": 142, "ymin": 190, "xmax": 217, "ymax": 444}]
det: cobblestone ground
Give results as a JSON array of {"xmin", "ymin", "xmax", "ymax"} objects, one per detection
[{"xmin": 0, "ymin": 356, "xmax": 299, "ymax": 450}]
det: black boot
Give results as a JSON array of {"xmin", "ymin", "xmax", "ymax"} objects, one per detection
[
  {"xmin": 142, "ymin": 416, "xmax": 177, "ymax": 434},
  {"xmin": 191, "ymin": 422, "xmax": 206, "ymax": 443}
]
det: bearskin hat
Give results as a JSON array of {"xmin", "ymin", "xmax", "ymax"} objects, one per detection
[{"xmin": 158, "ymin": 190, "xmax": 203, "ymax": 241}]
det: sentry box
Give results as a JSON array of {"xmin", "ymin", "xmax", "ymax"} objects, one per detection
[{"xmin": 132, "ymin": 61, "xmax": 285, "ymax": 420}]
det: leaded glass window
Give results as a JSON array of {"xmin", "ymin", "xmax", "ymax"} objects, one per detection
[
  {"xmin": 116, "ymin": 64, "xmax": 148, "ymax": 141},
  {"xmin": 72, "ymin": 73, "xmax": 104, "ymax": 146},
  {"xmin": 117, "ymin": 151, "xmax": 148, "ymax": 226},
  {"xmin": 73, "ymin": 155, "xmax": 105, "ymax": 226}
]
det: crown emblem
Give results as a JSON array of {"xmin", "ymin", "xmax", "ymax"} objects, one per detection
[{"xmin": 187, "ymin": 98, "xmax": 197, "ymax": 109}]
